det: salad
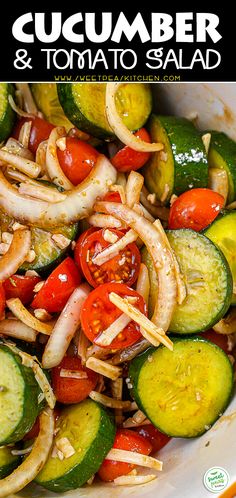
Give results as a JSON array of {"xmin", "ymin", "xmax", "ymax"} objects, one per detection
[{"xmin": 0, "ymin": 81, "xmax": 235, "ymax": 496}]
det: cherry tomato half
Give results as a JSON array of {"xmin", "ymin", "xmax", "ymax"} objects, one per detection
[
  {"xmin": 3, "ymin": 274, "xmax": 41, "ymax": 305},
  {"xmin": 31, "ymin": 257, "xmax": 82, "ymax": 313},
  {"xmin": 0, "ymin": 284, "xmax": 5, "ymax": 319},
  {"xmin": 134, "ymin": 424, "xmax": 171, "ymax": 454},
  {"xmin": 51, "ymin": 356, "xmax": 98, "ymax": 404},
  {"xmin": 200, "ymin": 329, "xmax": 230, "ymax": 354},
  {"xmin": 111, "ymin": 128, "xmax": 151, "ymax": 172},
  {"xmin": 76, "ymin": 228, "xmax": 141, "ymax": 288},
  {"xmin": 13, "ymin": 117, "xmax": 54, "ymax": 154},
  {"xmin": 98, "ymin": 429, "xmax": 152, "ymax": 482},
  {"xmin": 80, "ymin": 282, "xmax": 146, "ymax": 349},
  {"xmin": 57, "ymin": 137, "xmax": 99, "ymax": 185},
  {"xmin": 168, "ymin": 188, "xmax": 225, "ymax": 232},
  {"xmin": 74, "ymin": 227, "xmax": 99, "ymax": 273}
]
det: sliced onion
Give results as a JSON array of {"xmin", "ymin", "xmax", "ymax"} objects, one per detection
[
  {"xmin": 8, "ymin": 94, "xmax": 35, "ymax": 118},
  {"xmin": 87, "ymin": 213, "xmax": 123, "ymax": 229},
  {"xmin": 0, "ymin": 155, "xmax": 117, "ymax": 228},
  {"xmin": 94, "ymin": 201, "xmax": 177, "ymax": 331},
  {"xmin": 89, "ymin": 391, "xmax": 133, "ymax": 410},
  {"xmin": 0, "ymin": 149, "xmax": 41, "ymax": 178},
  {"xmin": 106, "ymin": 448, "xmax": 162, "ymax": 471},
  {"xmin": 126, "ymin": 171, "xmax": 144, "ymax": 209},
  {"xmin": 136, "ymin": 263, "xmax": 150, "ymax": 305},
  {"xmin": 213, "ymin": 308, "xmax": 236, "ymax": 334},
  {"xmin": 46, "ymin": 127, "xmax": 73, "ymax": 190},
  {"xmin": 208, "ymin": 167, "xmax": 228, "ymax": 205},
  {"xmin": 42, "ymin": 283, "xmax": 91, "ymax": 369},
  {"xmin": 114, "ymin": 474, "xmax": 157, "ymax": 486},
  {"xmin": 153, "ymin": 220, "xmax": 186, "ymax": 306},
  {"xmin": 111, "ymin": 338, "xmax": 149, "ymax": 365},
  {"xmin": 105, "ymin": 83, "xmax": 163, "ymax": 152},
  {"xmin": 140, "ymin": 189, "xmax": 170, "ymax": 221},
  {"xmin": 92, "ymin": 228, "xmax": 137, "ymax": 266},
  {"xmin": 15, "ymin": 83, "xmax": 38, "ymax": 114},
  {"xmin": 35, "ymin": 140, "xmax": 48, "ymax": 175},
  {"xmin": 0, "ymin": 408, "xmax": 54, "ymax": 498},
  {"xmin": 19, "ymin": 182, "xmax": 66, "ymax": 202},
  {"xmin": 76, "ymin": 328, "xmax": 91, "ymax": 364},
  {"xmin": 18, "ymin": 121, "xmax": 32, "ymax": 149},
  {"xmin": 6, "ymin": 297, "xmax": 54, "ymax": 335},
  {"xmin": 0, "ymin": 229, "xmax": 31, "ymax": 282},
  {"xmin": 0, "ymin": 319, "xmax": 37, "ymax": 342},
  {"xmin": 3, "ymin": 137, "xmax": 33, "ymax": 160},
  {"xmin": 86, "ymin": 357, "xmax": 122, "ymax": 380},
  {"xmin": 5, "ymin": 168, "xmax": 40, "ymax": 185}
]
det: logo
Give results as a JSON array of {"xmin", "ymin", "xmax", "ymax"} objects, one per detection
[{"xmin": 203, "ymin": 467, "xmax": 229, "ymax": 493}]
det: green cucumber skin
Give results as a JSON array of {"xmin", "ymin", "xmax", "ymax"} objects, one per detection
[
  {"xmin": 167, "ymin": 229, "xmax": 233, "ymax": 334},
  {"xmin": 145, "ymin": 115, "xmax": 208, "ymax": 197},
  {"xmin": 161, "ymin": 116, "xmax": 208, "ymax": 195},
  {"xmin": 0, "ymin": 457, "xmax": 21, "ymax": 479},
  {"xmin": 209, "ymin": 131, "xmax": 236, "ymax": 202},
  {"xmin": 129, "ymin": 337, "xmax": 234, "ymax": 438},
  {"xmin": 0, "ymin": 84, "xmax": 16, "ymax": 142},
  {"xmin": 142, "ymin": 228, "xmax": 233, "ymax": 334},
  {"xmin": 36, "ymin": 404, "xmax": 115, "ymax": 493},
  {"xmin": 57, "ymin": 84, "xmax": 112, "ymax": 140},
  {"xmin": 19, "ymin": 224, "xmax": 79, "ymax": 276},
  {"xmin": 0, "ymin": 345, "xmax": 42, "ymax": 445}
]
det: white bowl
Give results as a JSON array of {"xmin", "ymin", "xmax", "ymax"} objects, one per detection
[{"xmin": 16, "ymin": 82, "xmax": 236, "ymax": 498}]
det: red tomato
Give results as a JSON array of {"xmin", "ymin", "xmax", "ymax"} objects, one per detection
[
  {"xmin": 31, "ymin": 257, "xmax": 81, "ymax": 313},
  {"xmin": 0, "ymin": 284, "xmax": 5, "ymax": 319},
  {"xmin": 168, "ymin": 188, "xmax": 224, "ymax": 232},
  {"xmin": 200, "ymin": 329, "xmax": 230, "ymax": 353},
  {"xmin": 98, "ymin": 429, "xmax": 152, "ymax": 482},
  {"xmin": 111, "ymin": 128, "xmax": 151, "ymax": 172},
  {"xmin": 134, "ymin": 424, "xmax": 171, "ymax": 454},
  {"xmin": 80, "ymin": 282, "xmax": 146, "ymax": 349},
  {"xmin": 51, "ymin": 356, "xmax": 98, "ymax": 404},
  {"xmin": 57, "ymin": 137, "xmax": 99, "ymax": 185},
  {"xmin": 3, "ymin": 274, "xmax": 41, "ymax": 305},
  {"xmin": 76, "ymin": 228, "xmax": 141, "ymax": 288},
  {"xmin": 13, "ymin": 117, "xmax": 54, "ymax": 154},
  {"xmin": 74, "ymin": 227, "xmax": 98, "ymax": 273},
  {"xmin": 103, "ymin": 191, "xmax": 122, "ymax": 203}
]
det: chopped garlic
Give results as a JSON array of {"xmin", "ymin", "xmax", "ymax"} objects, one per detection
[
  {"xmin": 34, "ymin": 308, "xmax": 52, "ymax": 322},
  {"xmin": 25, "ymin": 250, "xmax": 36, "ymax": 263},
  {"xmin": 56, "ymin": 437, "xmax": 75, "ymax": 459},
  {"xmin": 103, "ymin": 229, "xmax": 119, "ymax": 244},
  {"xmin": 33, "ymin": 281, "xmax": 45, "ymax": 293},
  {"xmin": 51, "ymin": 234, "xmax": 71, "ymax": 250},
  {"xmin": 2, "ymin": 232, "xmax": 13, "ymax": 244},
  {"xmin": 56, "ymin": 137, "xmax": 67, "ymax": 151}
]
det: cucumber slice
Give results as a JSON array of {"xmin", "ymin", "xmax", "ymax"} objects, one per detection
[
  {"xmin": 35, "ymin": 399, "xmax": 115, "ymax": 492},
  {"xmin": 0, "ymin": 344, "xmax": 42, "ymax": 445},
  {"xmin": 0, "ymin": 446, "xmax": 20, "ymax": 478},
  {"xmin": 57, "ymin": 83, "xmax": 152, "ymax": 139},
  {"xmin": 143, "ymin": 115, "xmax": 208, "ymax": 203},
  {"xmin": 31, "ymin": 83, "xmax": 73, "ymax": 132},
  {"xmin": 208, "ymin": 131, "xmax": 236, "ymax": 203},
  {"xmin": 142, "ymin": 229, "xmax": 232, "ymax": 333},
  {"xmin": 0, "ymin": 83, "xmax": 15, "ymax": 142},
  {"xmin": 204, "ymin": 211, "xmax": 236, "ymax": 301},
  {"xmin": 0, "ymin": 182, "xmax": 78, "ymax": 274},
  {"xmin": 129, "ymin": 337, "xmax": 234, "ymax": 438}
]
